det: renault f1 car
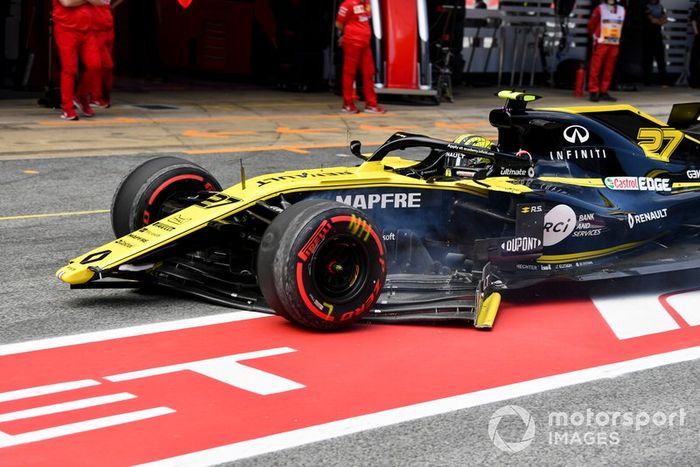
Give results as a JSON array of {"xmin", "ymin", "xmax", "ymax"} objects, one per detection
[{"xmin": 56, "ymin": 91, "xmax": 700, "ymax": 330}]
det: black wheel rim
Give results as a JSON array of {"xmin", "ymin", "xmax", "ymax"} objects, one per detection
[
  {"xmin": 311, "ymin": 235, "xmax": 369, "ymax": 303},
  {"xmin": 144, "ymin": 180, "xmax": 211, "ymax": 225}
]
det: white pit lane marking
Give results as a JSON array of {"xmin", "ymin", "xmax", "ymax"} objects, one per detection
[
  {"xmin": 0, "ymin": 408, "xmax": 175, "ymax": 448},
  {"xmin": 0, "ymin": 311, "xmax": 268, "ymax": 356},
  {"xmin": 0, "ymin": 393, "xmax": 137, "ymax": 423},
  {"xmin": 136, "ymin": 347, "xmax": 700, "ymax": 467},
  {"xmin": 591, "ymin": 293, "xmax": 680, "ymax": 339},
  {"xmin": 666, "ymin": 290, "xmax": 700, "ymax": 326},
  {"xmin": 1, "ymin": 308, "xmax": 698, "ymax": 464}
]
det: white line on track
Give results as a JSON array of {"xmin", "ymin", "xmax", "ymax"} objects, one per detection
[
  {"xmin": 137, "ymin": 346, "xmax": 700, "ymax": 466},
  {"xmin": 2, "ymin": 310, "xmax": 698, "ymax": 465},
  {"xmin": 0, "ymin": 380, "xmax": 102, "ymax": 402},
  {"xmin": 0, "ymin": 393, "xmax": 137, "ymax": 423},
  {"xmin": 0, "ymin": 407, "xmax": 176, "ymax": 448},
  {"xmin": 0, "ymin": 311, "xmax": 268, "ymax": 356}
]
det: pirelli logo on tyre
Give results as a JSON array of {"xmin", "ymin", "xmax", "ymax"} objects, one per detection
[{"xmin": 298, "ymin": 220, "xmax": 332, "ymax": 261}]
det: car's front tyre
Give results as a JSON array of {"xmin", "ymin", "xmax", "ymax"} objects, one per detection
[
  {"xmin": 257, "ymin": 199, "xmax": 387, "ymax": 330},
  {"xmin": 111, "ymin": 157, "xmax": 222, "ymax": 238}
]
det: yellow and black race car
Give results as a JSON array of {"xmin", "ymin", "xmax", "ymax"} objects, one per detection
[{"xmin": 57, "ymin": 92, "xmax": 700, "ymax": 330}]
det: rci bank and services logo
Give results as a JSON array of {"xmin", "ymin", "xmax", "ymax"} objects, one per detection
[{"xmin": 488, "ymin": 405, "xmax": 536, "ymax": 453}]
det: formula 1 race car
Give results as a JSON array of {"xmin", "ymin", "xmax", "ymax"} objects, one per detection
[{"xmin": 56, "ymin": 91, "xmax": 700, "ymax": 330}]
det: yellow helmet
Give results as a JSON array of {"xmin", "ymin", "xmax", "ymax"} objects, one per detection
[{"xmin": 453, "ymin": 134, "xmax": 494, "ymax": 150}]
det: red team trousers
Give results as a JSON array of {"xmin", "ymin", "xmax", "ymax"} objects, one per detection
[
  {"xmin": 342, "ymin": 40, "xmax": 378, "ymax": 107},
  {"xmin": 53, "ymin": 24, "xmax": 101, "ymax": 113},
  {"xmin": 95, "ymin": 29, "xmax": 115, "ymax": 103},
  {"xmin": 588, "ymin": 43, "xmax": 619, "ymax": 94}
]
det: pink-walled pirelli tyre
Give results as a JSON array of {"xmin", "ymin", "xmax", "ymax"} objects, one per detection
[
  {"xmin": 111, "ymin": 157, "xmax": 222, "ymax": 238},
  {"xmin": 257, "ymin": 199, "xmax": 387, "ymax": 330}
]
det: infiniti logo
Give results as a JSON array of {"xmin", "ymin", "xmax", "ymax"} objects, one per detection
[{"xmin": 563, "ymin": 125, "xmax": 590, "ymax": 144}]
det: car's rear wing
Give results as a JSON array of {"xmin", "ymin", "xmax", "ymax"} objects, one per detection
[{"xmin": 667, "ymin": 102, "xmax": 700, "ymax": 130}]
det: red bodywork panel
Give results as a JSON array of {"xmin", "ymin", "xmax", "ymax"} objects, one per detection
[{"xmin": 381, "ymin": 0, "xmax": 419, "ymax": 89}]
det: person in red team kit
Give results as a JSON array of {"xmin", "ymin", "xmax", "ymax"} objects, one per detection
[
  {"xmin": 52, "ymin": 0, "xmax": 107, "ymax": 120},
  {"xmin": 90, "ymin": 0, "xmax": 115, "ymax": 108},
  {"xmin": 336, "ymin": 0, "xmax": 385, "ymax": 114},
  {"xmin": 587, "ymin": 0, "xmax": 626, "ymax": 102}
]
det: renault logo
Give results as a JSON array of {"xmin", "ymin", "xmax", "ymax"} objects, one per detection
[{"xmin": 563, "ymin": 125, "xmax": 590, "ymax": 144}]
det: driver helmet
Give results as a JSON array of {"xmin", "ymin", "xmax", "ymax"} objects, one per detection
[
  {"xmin": 452, "ymin": 134, "xmax": 494, "ymax": 168},
  {"xmin": 453, "ymin": 134, "xmax": 495, "ymax": 150}
]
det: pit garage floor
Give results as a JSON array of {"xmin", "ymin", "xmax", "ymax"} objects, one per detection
[{"xmin": 2, "ymin": 84, "xmax": 700, "ymax": 161}]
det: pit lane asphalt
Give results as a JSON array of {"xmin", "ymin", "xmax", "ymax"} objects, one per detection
[{"xmin": 1, "ymin": 149, "xmax": 698, "ymax": 466}]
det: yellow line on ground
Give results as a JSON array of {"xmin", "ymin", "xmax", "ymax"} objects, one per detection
[
  {"xmin": 184, "ymin": 141, "xmax": 385, "ymax": 155},
  {"xmin": 0, "ymin": 209, "xmax": 109, "ymax": 221}
]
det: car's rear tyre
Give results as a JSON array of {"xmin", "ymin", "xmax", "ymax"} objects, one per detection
[
  {"xmin": 111, "ymin": 156, "xmax": 222, "ymax": 238},
  {"xmin": 257, "ymin": 199, "xmax": 387, "ymax": 330}
]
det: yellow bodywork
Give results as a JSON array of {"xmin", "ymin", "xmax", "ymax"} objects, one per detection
[
  {"xmin": 475, "ymin": 292, "xmax": 501, "ymax": 329},
  {"xmin": 56, "ymin": 158, "xmax": 532, "ymax": 285},
  {"xmin": 57, "ymin": 101, "xmax": 700, "ymax": 286}
]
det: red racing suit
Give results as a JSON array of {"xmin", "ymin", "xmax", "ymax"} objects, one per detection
[
  {"xmin": 587, "ymin": 3, "xmax": 626, "ymax": 94},
  {"xmin": 91, "ymin": 4, "xmax": 114, "ymax": 104},
  {"xmin": 52, "ymin": 0, "xmax": 101, "ymax": 114},
  {"xmin": 336, "ymin": 0, "xmax": 378, "ymax": 107}
]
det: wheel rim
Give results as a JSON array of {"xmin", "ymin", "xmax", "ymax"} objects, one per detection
[
  {"xmin": 311, "ymin": 235, "xmax": 369, "ymax": 303},
  {"xmin": 143, "ymin": 178, "xmax": 214, "ymax": 226}
]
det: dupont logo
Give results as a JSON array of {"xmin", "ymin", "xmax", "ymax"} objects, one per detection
[{"xmin": 501, "ymin": 237, "xmax": 542, "ymax": 253}]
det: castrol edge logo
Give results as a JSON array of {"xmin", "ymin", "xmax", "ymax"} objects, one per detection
[
  {"xmin": 604, "ymin": 177, "xmax": 671, "ymax": 192},
  {"xmin": 543, "ymin": 204, "xmax": 576, "ymax": 246}
]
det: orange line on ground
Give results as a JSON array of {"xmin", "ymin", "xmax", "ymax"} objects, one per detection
[
  {"xmin": 359, "ymin": 124, "xmax": 419, "ymax": 132},
  {"xmin": 434, "ymin": 121, "xmax": 484, "ymax": 129},
  {"xmin": 38, "ymin": 112, "xmax": 391, "ymax": 127},
  {"xmin": 276, "ymin": 127, "xmax": 343, "ymax": 135},
  {"xmin": 182, "ymin": 130, "xmax": 257, "ymax": 138},
  {"xmin": 183, "ymin": 141, "xmax": 385, "ymax": 155}
]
